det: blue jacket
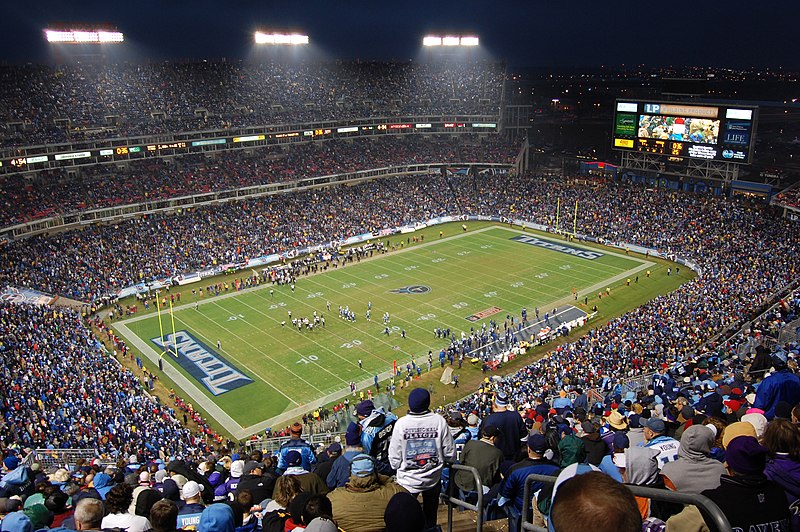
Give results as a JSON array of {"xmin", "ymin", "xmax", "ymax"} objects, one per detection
[
  {"xmin": 754, "ymin": 370, "xmax": 800, "ymax": 420},
  {"xmin": 499, "ymin": 458, "xmax": 560, "ymax": 512},
  {"xmin": 276, "ymin": 438, "xmax": 317, "ymax": 473},
  {"xmin": 326, "ymin": 450, "xmax": 361, "ymax": 489}
]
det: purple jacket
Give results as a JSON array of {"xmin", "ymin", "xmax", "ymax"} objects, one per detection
[{"xmin": 765, "ymin": 454, "xmax": 800, "ymax": 530}]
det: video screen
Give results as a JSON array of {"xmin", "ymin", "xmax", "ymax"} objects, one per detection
[{"xmin": 637, "ymin": 115, "xmax": 720, "ymax": 145}]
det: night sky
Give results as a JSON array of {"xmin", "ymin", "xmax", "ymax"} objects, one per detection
[{"xmin": 0, "ymin": 0, "xmax": 796, "ymax": 69}]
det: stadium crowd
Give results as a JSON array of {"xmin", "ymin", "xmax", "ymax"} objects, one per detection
[
  {"xmin": 0, "ymin": 136, "xmax": 517, "ymax": 227},
  {"xmin": 2, "ymin": 167, "xmax": 800, "ymax": 529},
  {"xmin": 0, "ymin": 61, "xmax": 505, "ymax": 147}
]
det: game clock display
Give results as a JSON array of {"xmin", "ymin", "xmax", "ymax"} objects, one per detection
[{"xmin": 612, "ymin": 100, "xmax": 757, "ymax": 164}]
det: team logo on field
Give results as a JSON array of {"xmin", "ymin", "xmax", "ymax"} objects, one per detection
[
  {"xmin": 151, "ymin": 330, "xmax": 253, "ymax": 395},
  {"xmin": 390, "ymin": 285, "xmax": 431, "ymax": 294}
]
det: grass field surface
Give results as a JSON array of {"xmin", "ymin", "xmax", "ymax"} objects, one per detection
[{"xmin": 116, "ymin": 224, "xmax": 656, "ymax": 435}]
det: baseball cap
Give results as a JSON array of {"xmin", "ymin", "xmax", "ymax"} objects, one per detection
[
  {"xmin": 356, "ymin": 400, "xmax": 375, "ymax": 417},
  {"xmin": 242, "ymin": 461, "xmax": 264, "ymax": 475},
  {"xmin": 350, "ymin": 454, "xmax": 375, "ymax": 477},
  {"xmin": 581, "ymin": 421, "xmax": 597, "ymax": 434},
  {"xmin": 482, "ymin": 425, "xmax": 501, "ymax": 439},
  {"xmin": 526, "ymin": 434, "xmax": 548, "ymax": 454},
  {"xmin": 290, "ymin": 422, "xmax": 303, "ymax": 435},
  {"xmin": 327, "ymin": 443, "xmax": 342, "ymax": 454},
  {"xmin": 285, "ymin": 451, "xmax": 302, "ymax": 468},
  {"xmin": 181, "ymin": 480, "xmax": 204, "ymax": 500},
  {"xmin": 644, "ymin": 418, "xmax": 665, "ymax": 433}
]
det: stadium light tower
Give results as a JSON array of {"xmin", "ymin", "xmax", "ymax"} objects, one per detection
[
  {"xmin": 254, "ymin": 31, "xmax": 309, "ymax": 45},
  {"xmin": 44, "ymin": 26, "xmax": 124, "ymax": 44},
  {"xmin": 422, "ymin": 35, "xmax": 479, "ymax": 47},
  {"xmin": 44, "ymin": 24, "xmax": 126, "ymax": 63}
]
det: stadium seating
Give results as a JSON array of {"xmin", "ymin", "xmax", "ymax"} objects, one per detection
[{"xmin": 0, "ymin": 61, "xmax": 505, "ymax": 147}]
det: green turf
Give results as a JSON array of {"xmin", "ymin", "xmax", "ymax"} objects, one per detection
[{"xmin": 120, "ymin": 225, "xmax": 650, "ymax": 427}]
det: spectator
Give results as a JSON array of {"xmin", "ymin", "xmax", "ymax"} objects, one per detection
[
  {"xmin": 662, "ymin": 425, "xmax": 726, "ymax": 494},
  {"xmin": 281, "ymin": 451, "xmax": 328, "ymax": 496},
  {"xmin": 666, "ymin": 436, "xmax": 791, "ymax": 531},
  {"xmin": 327, "ymin": 454, "xmax": 406, "ymax": 532},
  {"xmin": 177, "ymin": 481, "xmax": 206, "ymax": 529},
  {"xmin": 312, "ymin": 444, "xmax": 341, "ymax": 485},
  {"xmin": 327, "ymin": 422, "xmax": 364, "ymax": 489},
  {"xmin": 498, "ymin": 433, "xmax": 560, "ymax": 531},
  {"xmin": 762, "ymin": 419, "xmax": 800, "ymax": 531},
  {"xmin": 234, "ymin": 461, "xmax": 275, "ymax": 503},
  {"xmin": 753, "ymin": 354, "xmax": 800, "ymax": 420},
  {"xmin": 198, "ymin": 503, "xmax": 235, "ymax": 532},
  {"xmin": 639, "ymin": 418, "xmax": 679, "ymax": 469},
  {"xmin": 72, "ymin": 498, "xmax": 105, "ymax": 531},
  {"xmin": 276, "ymin": 423, "xmax": 317, "ymax": 473},
  {"xmin": 101, "ymin": 484, "xmax": 151, "ymax": 532},
  {"xmin": 263, "ymin": 474, "xmax": 300, "ymax": 513},
  {"xmin": 383, "ymin": 491, "xmax": 425, "ymax": 532},
  {"xmin": 550, "ymin": 470, "xmax": 641, "ymax": 532},
  {"xmin": 149, "ymin": 499, "xmax": 180, "ymax": 532},
  {"xmin": 483, "ymin": 392, "xmax": 527, "ymax": 461},
  {"xmin": 389, "ymin": 388, "xmax": 455, "ymax": 531},
  {"xmin": 453, "ymin": 424, "xmax": 504, "ymax": 498},
  {"xmin": 355, "ymin": 399, "xmax": 398, "ymax": 475},
  {"xmin": 580, "ymin": 420, "xmax": 607, "ymax": 466}
]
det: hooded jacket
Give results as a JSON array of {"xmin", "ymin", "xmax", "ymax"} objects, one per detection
[
  {"xmin": 557, "ymin": 434, "xmax": 585, "ymax": 468},
  {"xmin": 765, "ymin": 454, "xmax": 800, "ymax": 531},
  {"xmin": 92, "ymin": 473, "xmax": 114, "ymax": 499},
  {"xmin": 327, "ymin": 473, "xmax": 406, "ymax": 532},
  {"xmin": 581, "ymin": 432, "xmax": 607, "ymax": 466},
  {"xmin": 661, "ymin": 425, "xmax": 725, "ymax": 494}
]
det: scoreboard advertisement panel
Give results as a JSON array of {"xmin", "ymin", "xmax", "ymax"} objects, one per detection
[{"xmin": 612, "ymin": 100, "xmax": 757, "ymax": 164}]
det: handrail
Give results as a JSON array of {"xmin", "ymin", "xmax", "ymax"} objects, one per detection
[
  {"xmin": 446, "ymin": 464, "xmax": 484, "ymax": 532},
  {"xmin": 520, "ymin": 473, "xmax": 731, "ymax": 532}
]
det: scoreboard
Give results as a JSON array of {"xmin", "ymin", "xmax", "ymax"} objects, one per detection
[{"xmin": 612, "ymin": 100, "xmax": 757, "ymax": 164}]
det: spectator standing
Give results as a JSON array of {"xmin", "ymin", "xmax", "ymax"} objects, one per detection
[
  {"xmin": 277, "ymin": 423, "xmax": 317, "ymax": 473},
  {"xmin": 355, "ymin": 399, "xmax": 398, "ymax": 475},
  {"xmin": 389, "ymin": 388, "xmax": 455, "ymax": 531},
  {"xmin": 483, "ymin": 392, "xmax": 527, "ymax": 461}
]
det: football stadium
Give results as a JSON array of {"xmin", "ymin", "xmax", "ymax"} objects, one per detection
[{"xmin": 1, "ymin": 6, "xmax": 800, "ymax": 532}]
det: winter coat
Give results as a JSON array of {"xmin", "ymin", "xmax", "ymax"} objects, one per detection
[
  {"xmin": 661, "ymin": 425, "xmax": 726, "ymax": 494},
  {"xmin": 666, "ymin": 474, "xmax": 790, "ymax": 532},
  {"xmin": 581, "ymin": 432, "xmax": 607, "ymax": 466},
  {"xmin": 765, "ymin": 454, "xmax": 800, "ymax": 531},
  {"xmin": 327, "ymin": 474, "xmax": 406, "ymax": 532}
]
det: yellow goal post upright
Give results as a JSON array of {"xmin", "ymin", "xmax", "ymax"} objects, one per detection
[
  {"xmin": 555, "ymin": 198, "xmax": 580, "ymax": 238},
  {"xmin": 155, "ymin": 291, "xmax": 179, "ymax": 359}
]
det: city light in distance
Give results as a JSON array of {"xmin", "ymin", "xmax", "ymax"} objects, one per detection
[
  {"xmin": 254, "ymin": 32, "xmax": 309, "ymax": 45},
  {"xmin": 45, "ymin": 29, "xmax": 124, "ymax": 44},
  {"xmin": 423, "ymin": 35, "xmax": 479, "ymax": 47}
]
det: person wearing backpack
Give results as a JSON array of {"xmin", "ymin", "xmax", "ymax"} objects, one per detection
[{"xmin": 355, "ymin": 400, "xmax": 398, "ymax": 475}]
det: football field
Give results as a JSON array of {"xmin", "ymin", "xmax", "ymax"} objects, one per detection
[{"xmin": 116, "ymin": 225, "xmax": 653, "ymax": 437}]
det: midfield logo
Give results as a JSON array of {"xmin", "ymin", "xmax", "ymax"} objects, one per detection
[
  {"xmin": 390, "ymin": 285, "xmax": 431, "ymax": 294},
  {"xmin": 152, "ymin": 330, "xmax": 253, "ymax": 395}
]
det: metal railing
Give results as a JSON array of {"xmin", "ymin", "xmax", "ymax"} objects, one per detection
[
  {"xmin": 244, "ymin": 432, "xmax": 344, "ymax": 455},
  {"xmin": 520, "ymin": 473, "xmax": 731, "ymax": 532},
  {"xmin": 446, "ymin": 464, "xmax": 484, "ymax": 532},
  {"xmin": 33, "ymin": 449, "xmax": 99, "ymax": 471}
]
